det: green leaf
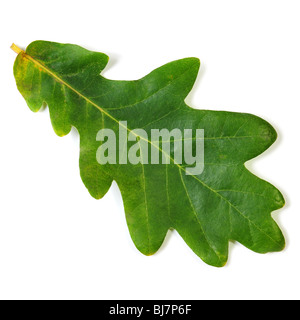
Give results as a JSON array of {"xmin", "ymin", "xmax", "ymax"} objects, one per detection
[{"xmin": 12, "ymin": 41, "xmax": 285, "ymax": 267}]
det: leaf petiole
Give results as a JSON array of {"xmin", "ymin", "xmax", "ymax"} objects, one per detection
[{"xmin": 10, "ymin": 43, "xmax": 24, "ymax": 55}]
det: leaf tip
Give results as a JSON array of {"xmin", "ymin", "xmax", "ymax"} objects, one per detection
[{"xmin": 186, "ymin": 57, "xmax": 200, "ymax": 71}]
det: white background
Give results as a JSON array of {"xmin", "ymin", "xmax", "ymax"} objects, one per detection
[{"xmin": 0, "ymin": 0, "xmax": 299, "ymax": 300}]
